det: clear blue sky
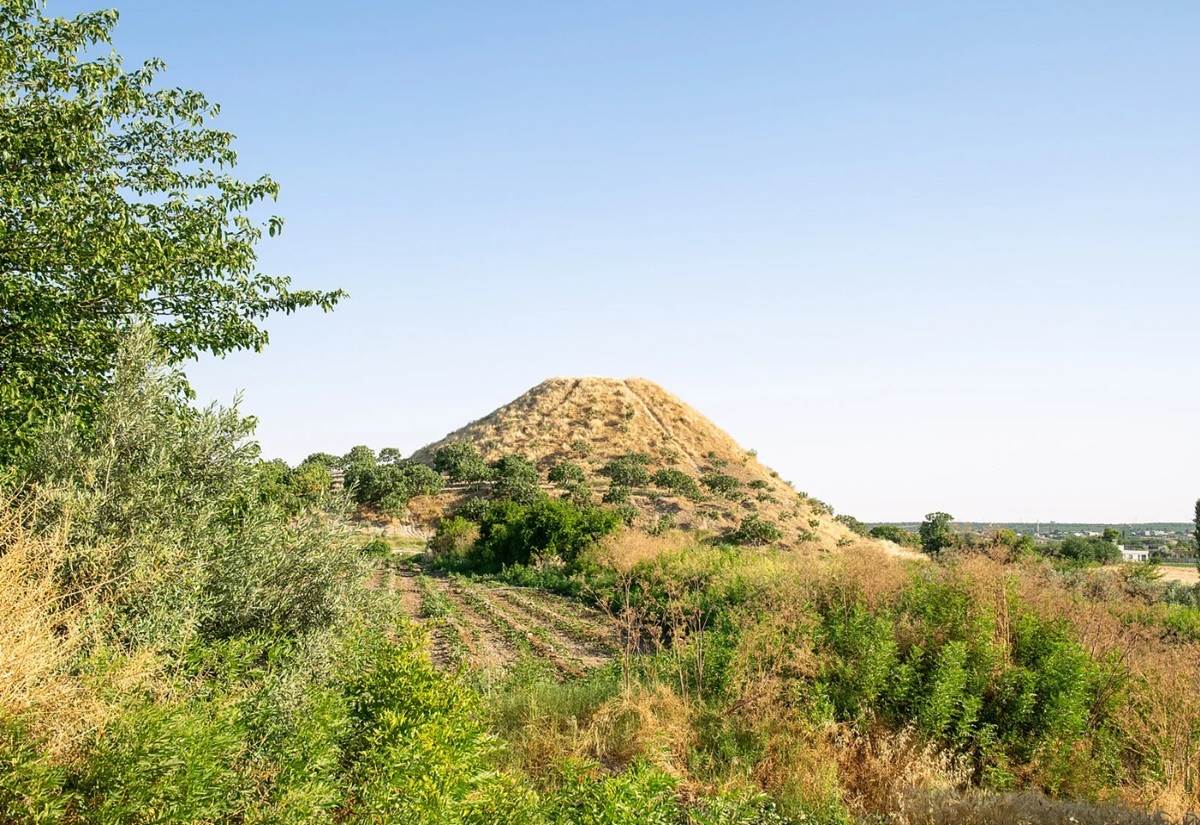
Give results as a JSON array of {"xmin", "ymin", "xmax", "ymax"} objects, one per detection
[{"xmin": 56, "ymin": 1, "xmax": 1199, "ymax": 522}]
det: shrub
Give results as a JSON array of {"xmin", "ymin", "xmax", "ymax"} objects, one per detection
[
  {"xmin": 600, "ymin": 454, "xmax": 652, "ymax": 487},
  {"xmin": 549, "ymin": 460, "xmax": 587, "ymax": 485},
  {"xmin": 469, "ymin": 498, "xmax": 621, "ymax": 571},
  {"xmin": 433, "ymin": 442, "xmax": 493, "ymax": 482},
  {"xmin": 23, "ymin": 334, "xmax": 367, "ymax": 650},
  {"xmin": 603, "ymin": 485, "xmax": 631, "ymax": 504},
  {"xmin": 571, "ymin": 439, "xmax": 593, "ymax": 458},
  {"xmin": 428, "ymin": 516, "xmax": 480, "ymax": 564},
  {"xmin": 361, "ymin": 537, "xmax": 391, "ymax": 557},
  {"xmin": 651, "ymin": 468, "xmax": 701, "ymax": 500},
  {"xmin": 701, "ymin": 472, "xmax": 742, "ymax": 499},
  {"xmin": 835, "ymin": 514, "xmax": 870, "ymax": 537},
  {"xmin": 870, "ymin": 525, "xmax": 919, "ymax": 547},
  {"xmin": 728, "ymin": 515, "xmax": 782, "ymax": 546}
]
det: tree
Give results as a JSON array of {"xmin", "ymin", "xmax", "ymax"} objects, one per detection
[
  {"xmin": 1194, "ymin": 499, "xmax": 1199, "ymax": 557},
  {"xmin": 919, "ymin": 512, "xmax": 955, "ymax": 558},
  {"xmin": 0, "ymin": 2, "xmax": 343, "ymax": 463},
  {"xmin": 548, "ymin": 460, "xmax": 586, "ymax": 485},
  {"xmin": 599, "ymin": 454, "xmax": 651, "ymax": 487},
  {"xmin": 870, "ymin": 524, "xmax": 919, "ymax": 547},
  {"xmin": 432, "ymin": 443, "xmax": 492, "ymax": 483}
]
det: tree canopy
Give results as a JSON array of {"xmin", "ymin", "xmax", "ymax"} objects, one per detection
[{"xmin": 0, "ymin": 1, "xmax": 342, "ymax": 461}]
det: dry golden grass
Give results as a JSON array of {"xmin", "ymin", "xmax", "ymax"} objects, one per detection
[
  {"xmin": 408, "ymin": 377, "xmax": 863, "ymax": 548},
  {"xmin": 0, "ymin": 499, "xmax": 89, "ymax": 755}
]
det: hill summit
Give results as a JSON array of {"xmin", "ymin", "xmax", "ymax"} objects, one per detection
[{"xmin": 409, "ymin": 377, "xmax": 858, "ymax": 547}]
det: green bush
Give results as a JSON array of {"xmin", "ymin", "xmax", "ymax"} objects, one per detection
[
  {"xmin": 651, "ymin": 468, "xmax": 701, "ymax": 500},
  {"xmin": 428, "ymin": 516, "xmax": 481, "ymax": 564},
  {"xmin": 869, "ymin": 524, "xmax": 919, "ymax": 547},
  {"xmin": 599, "ymin": 454, "xmax": 651, "ymax": 487},
  {"xmin": 549, "ymin": 460, "xmax": 587, "ymax": 485},
  {"xmin": 701, "ymin": 472, "xmax": 742, "ymax": 499},
  {"xmin": 24, "ymin": 334, "xmax": 367, "ymax": 650},
  {"xmin": 433, "ymin": 442, "xmax": 493, "ymax": 483},
  {"xmin": 361, "ymin": 537, "xmax": 391, "ymax": 557},
  {"xmin": 465, "ymin": 498, "xmax": 621, "ymax": 571},
  {"xmin": 728, "ymin": 515, "xmax": 781, "ymax": 546}
]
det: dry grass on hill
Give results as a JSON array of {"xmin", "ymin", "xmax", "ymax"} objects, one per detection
[{"xmin": 408, "ymin": 377, "xmax": 868, "ymax": 549}]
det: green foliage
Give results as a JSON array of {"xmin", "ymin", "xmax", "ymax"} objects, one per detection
[
  {"xmin": 462, "ymin": 497, "xmax": 621, "ymax": 571},
  {"xmin": 570, "ymin": 438, "xmax": 592, "ymax": 458},
  {"xmin": 1194, "ymin": 498, "xmax": 1199, "ymax": 556},
  {"xmin": 919, "ymin": 512, "xmax": 956, "ymax": 557},
  {"xmin": 603, "ymin": 484, "xmax": 631, "ymax": 504},
  {"xmin": 651, "ymin": 467, "xmax": 701, "ymax": 499},
  {"xmin": 433, "ymin": 442, "xmax": 493, "ymax": 483},
  {"xmin": 361, "ymin": 537, "xmax": 391, "ymax": 557},
  {"xmin": 869, "ymin": 524, "xmax": 919, "ymax": 547},
  {"xmin": 491, "ymin": 454, "xmax": 541, "ymax": 504},
  {"xmin": 428, "ymin": 516, "xmax": 480, "ymax": 565},
  {"xmin": 599, "ymin": 453, "xmax": 651, "ymax": 487},
  {"xmin": 1053, "ymin": 536, "xmax": 1120, "ymax": 565},
  {"xmin": 728, "ymin": 515, "xmax": 782, "ymax": 546},
  {"xmin": 0, "ymin": 722, "xmax": 70, "ymax": 824},
  {"xmin": 0, "ymin": 1, "xmax": 342, "ymax": 463},
  {"xmin": 548, "ymin": 460, "xmax": 586, "ymax": 485},
  {"xmin": 701, "ymin": 472, "xmax": 742, "ymax": 499},
  {"xmin": 22, "ymin": 332, "xmax": 366, "ymax": 650},
  {"xmin": 542, "ymin": 760, "xmax": 679, "ymax": 825},
  {"xmin": 348, "ymin": 459, "xmax": 443, "ymax": 514}
]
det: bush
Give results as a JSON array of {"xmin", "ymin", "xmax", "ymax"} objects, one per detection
[
  {"xmin": 603, "ymin": 485, "xmax": 631, "ymax": 504},
  {"xmin": 835, "ymin": 514, "xmax": 870, "ymax": 537},
  {"xmin": 428, "ymin": 516, "xmax": 480, "ymax": 565},
  {"xmin": 361, "ymin": 537, "xmax": 391, "ymax": 557},
  {"xmin": 1053, "ymin": 536, "xmax": 1121, "ymax": 565},
  {"xmin": 549, "ymin": 460, "xmax": 587, "ymax": 485},
  {"xmin": 433, "ymin": 442, "xmax": 493, "ymax": 482},
  {"xmin": 468, "ymin": 498, "xmax": 621, "ymax": 571},
  {"xmin": 651, "ymin": 468, "xmax": 701, "ymax": 500},
  {"xmin": 701, "ymin": 472, "xmax": 742, "ymax": 499},
  {"xmin": 23, "ymin": 334, "xmax": 367, "ymax": 650},
  {"xmin": 869, "ymin": 524, "xmax": 919, "ymax": 547},
  {"xmin": 599, "ymin": 454, "xmax": 652, "ymax": 487},
  {"xmin": 728, "ymin": 515, "xmax": 782, "ymax": 546}
]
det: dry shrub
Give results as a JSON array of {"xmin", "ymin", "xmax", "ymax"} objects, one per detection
[
  {"xmin": 893, "ymin": 789, "xmax": 1171, "ymax": 825},
  {"xmin": 836, "ymin": 725, "xmax": 970, "ymax": 818},
  {"xmin": 497, "ymin": 681, "xmax": 693, "ymax": 780},
  {"xmin": 0, "ymin": 499, "xmax": 87, "ymax": 755},
  {"xmin": 596, "ymin": 528, "xmax": 693, "ymax": 574}
]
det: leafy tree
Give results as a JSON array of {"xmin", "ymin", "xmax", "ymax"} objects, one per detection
[
  {"xmin": 599, "ymin": 453, "xmax": 651, "ymax": 487},
  {"xmin": 1102, "ymin": 527, "xmax": 1123, "ymax": 545},
  {"xmin": 919, "ymin": 512, "xmax": 955, "ymax": 558},
  {"xmin": 377, "ymin": 447, "xmax": 403, "ymax": 465},
  {"xmin": 0, "ymin": 2, "xmax": 342, "ymax": 463},
  {"xmin": 700, "ymin": 472, "xmax": 741, "ymax": 499},
  {"xmin": 1194, "ymin": 498, "xmax": 1199, "ymax": 557},
  {"xmin": 870, "ymin": 524, "xmax": 919, "ymax": 547},
  {"xmin": 729, "ymin": 515, "xmax": 782, "ymax": 546},
  {"xmin": 432, "ymin": 442, "xmax": 492, "ymax": 483},
  {"xmin": 300, "ymin": 452, "xmax": 341, "ymax": 469},
  {"xmin": 1055, "ymin": 536, "xmax": 1120, "ymax": 565},
  {"xmin": 470, "ymin": 498, "xmax": 620, "ymax": 570},
  {"xmin": 651, "ymin": 468, "xmax": 701, "ymax": 500},
  {"xmin": 547, "ymin": 460, "xmax": 585, "ymax": 485}
]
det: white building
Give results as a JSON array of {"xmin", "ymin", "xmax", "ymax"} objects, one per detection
[{"xmin": 1119, "ymin": 545, "xmax": 1150, "ymax": 563}]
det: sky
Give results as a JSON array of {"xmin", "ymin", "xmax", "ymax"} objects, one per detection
[{"xmin": 53, "ymin": 1, "xmax": 1199, "ymax": 522}]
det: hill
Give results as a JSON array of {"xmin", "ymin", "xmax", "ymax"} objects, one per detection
[{"xmin": 407, "ymin": 377, "xmax": 862, "ymax": 548}]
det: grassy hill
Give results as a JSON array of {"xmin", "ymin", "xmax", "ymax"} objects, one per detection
[{"xmin": 407, "ymin": 377, "xmax": 861, "ymax": 549}]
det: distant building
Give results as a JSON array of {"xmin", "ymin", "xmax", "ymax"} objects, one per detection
[
  {"xmin": 329, "ymin": 468, "xmax": 345, "ymax": 493},
  {"xmin": 1119, "ymin": 545, "xmax": 1149, "ymax": 563}
]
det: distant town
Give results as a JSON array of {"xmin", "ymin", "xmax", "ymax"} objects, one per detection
[{"xmin": 873, "ymin": 522, "xmax": 1196, "ymax": 563}]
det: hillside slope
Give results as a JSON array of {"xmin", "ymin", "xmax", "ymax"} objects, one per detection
[{"xmin": 409, "ymin": 377, "xmax": 861, "ymax": 548}]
